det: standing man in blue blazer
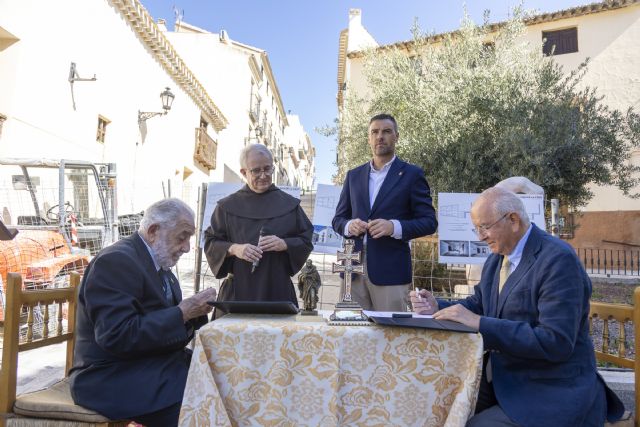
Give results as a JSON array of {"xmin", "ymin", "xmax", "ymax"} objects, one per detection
[
  {"xmin": 332, "ymin": 113, "xmax": 437, "ymax": 311},
  {"xmin": 411, "ymin": 187, "xmax": 624, "ymax": 427}
]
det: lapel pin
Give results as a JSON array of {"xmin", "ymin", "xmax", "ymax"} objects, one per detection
[{"xmin": 399, "ymin": 171, "xmax": 403, "ymax": 176}]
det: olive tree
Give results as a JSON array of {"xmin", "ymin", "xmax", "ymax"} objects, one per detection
[{"xmin": 335, "ymin": 13, "xmax": 640, "ymax": 208}]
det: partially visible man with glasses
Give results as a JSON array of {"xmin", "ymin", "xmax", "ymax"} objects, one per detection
[
  {"xmin": 204, "ymin": 143, "xmax": 313, "ymax": 315},
  {"xmin": 473, "ymin": 212, "xmax": 509, "ymax": 236},
  {"xmin": 410, "ymin": 186, "xmax": 624, "ymax": 427}
]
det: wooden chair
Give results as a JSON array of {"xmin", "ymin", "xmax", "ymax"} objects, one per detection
[
  {"xmin": 590, "ymin": 287, "xmax": 640, "ymax": 427},
  {"xmin": 0, "ymin": 272, "xmax": 127, "ymax": 426}
]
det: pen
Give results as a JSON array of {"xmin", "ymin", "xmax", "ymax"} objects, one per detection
[
  {"xmin": 392, "ymin": 312, "xmax": 412, "ymax": 318},
  {"xmin": 251, "ymin": 226, "xmax": 266, "ymax": 274},
  {"xmin": 415, "ymin": 287, "xmax": 422, "ymax": 301}
]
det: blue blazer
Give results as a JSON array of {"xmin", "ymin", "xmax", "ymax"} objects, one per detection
[
  {"xmin": 332, "ymin": 158, "xmax": 437, "ymax": 285},
  {"xmin": 440, "ymin": 225, "xmax": 623, "ymax": 427},
  {"xmin": 70, "ymin": 232, "xmax": 207, "ymax": 420}
]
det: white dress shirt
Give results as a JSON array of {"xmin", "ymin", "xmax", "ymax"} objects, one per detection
[
  {"xmin": 506, "ymin": 224, "xmax": 533, "ymax": 273},
  {"xmin": 140, "ymin": 234, "xmax": 162, "ymax": 271},
  {"xmin": 344, "ymin": 156, "xmax": 402, "ymax": 240}
]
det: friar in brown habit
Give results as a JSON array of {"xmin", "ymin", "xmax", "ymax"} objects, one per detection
[{"xmin": 204, "ymin": 144, "xmax": 313, "ymax": 310}]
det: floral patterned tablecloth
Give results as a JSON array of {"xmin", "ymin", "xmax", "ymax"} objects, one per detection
[{"xmin": 179, "ymin": 314, "xmax": 483, "ymax": 427}]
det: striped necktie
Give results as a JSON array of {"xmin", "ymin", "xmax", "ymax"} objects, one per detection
[
  {"xmin": 158, "ymin": 268, "xmax": 175, "ymax": 303},
  {"xmin": 498, "ymin": 256, "xmax": 511, "ymax": 293}
]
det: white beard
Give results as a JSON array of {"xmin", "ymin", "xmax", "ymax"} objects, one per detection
[{"xmin": 151, "ymin": 238, "xmax": 178, "ymax": 268}]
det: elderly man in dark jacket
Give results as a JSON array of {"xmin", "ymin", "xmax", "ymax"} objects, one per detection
[{"xmin": 70, "ymin": 198, "xmax": 216, "ymax": 426}]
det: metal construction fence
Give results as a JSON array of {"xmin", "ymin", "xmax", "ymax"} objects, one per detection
[
  {"xmin": 186, "ymin": 186, "xmax": 467, "ymax": 308},
  {"xmin": 181, "ymin": 239, "xmax": 467, "ymax": 310}
]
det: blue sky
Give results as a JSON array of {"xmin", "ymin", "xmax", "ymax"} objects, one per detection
[{"xmin": 141, "ymin": 0, "xmax": 589, "ymax": 186}]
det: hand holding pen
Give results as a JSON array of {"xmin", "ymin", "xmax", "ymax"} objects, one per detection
[
  {"xmin": 251, "ymin": 227, "xmax": 266, "ymax": 273},
  {"xmin": 409, "ymin": 287, "xmax": 438, "ymax": 315},
  {"xmin": 228, "ymin": 243, "xmax": 262, "ymax": 264}
]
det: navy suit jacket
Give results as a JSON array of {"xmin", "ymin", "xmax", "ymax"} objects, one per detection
[
  {"xmin": 332, "ymin": 158, "xmax": 437, "ymax": 285},
  {"xmin": 70, "ymin": 232, "xmax": 207, "ymax": 420},
  {"xmin": 440, "ymin": 225, "xmax": 623, "ymax": 427}
]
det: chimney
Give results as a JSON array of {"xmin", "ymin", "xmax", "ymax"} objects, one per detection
[
  {"xmin": 219, "ymin": 29, "xmax": 229, "ymax": 43},
  {"xmin": 346, "ymin": 8, "xmax": 377, "ymax": 52},
  {"xmin": 349, "ymin": 9, "xmax": 362, "ymax": 27},
  {"xmin": 156, "ymin": 18, "xmax": 167, "ymax": 32}
]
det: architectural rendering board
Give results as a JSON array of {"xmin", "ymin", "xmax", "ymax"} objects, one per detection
[{"xmin": 438, "ymin": 193, "xmax": 545, "ymax": 265}]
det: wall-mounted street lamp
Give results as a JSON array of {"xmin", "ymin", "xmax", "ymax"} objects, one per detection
[
  {"xmin": 68, "ymin": 62, "xmax": 97, "ymax": 111},
  {"xmin": 138, "ymin": 87, "xmax": 175, "ymax": 125}
]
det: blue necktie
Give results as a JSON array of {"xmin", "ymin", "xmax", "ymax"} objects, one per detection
[{"xmin": 158, "ymin": 269, "xmax": 175, "ymax": 303}]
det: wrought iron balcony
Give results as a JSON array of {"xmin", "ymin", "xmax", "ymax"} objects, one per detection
[
  {"xmin": 249, "ymin": 96, "xmax": 260, "ymax": 123},
  {"xmin": 194, "ymin": 127, "xmax": 217, "ymax": 171}
]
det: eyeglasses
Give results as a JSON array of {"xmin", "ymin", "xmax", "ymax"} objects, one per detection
[
  {"xmin": 247, "ymin": 165, "xmax": 274, "ymax": 177},
  {"xmin": 472, "ymin": 213, "xmax": 510, "ymax": 236}
]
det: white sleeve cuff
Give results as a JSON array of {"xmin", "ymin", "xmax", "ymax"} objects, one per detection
[
  {"xmin": 344, "ymin": 219, "xmax": 354, "ymax": 237},
  {"xmin": 390, "ymin": 220, "xmax": 402, "ymax": 239}
]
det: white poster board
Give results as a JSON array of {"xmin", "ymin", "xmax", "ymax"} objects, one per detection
[
  {"xmin": 311, "ymin": 183, "xmax": 344, "ymax": 254},
  {"xmin": 438, "ymin": 193, "xmax": 545, "ymax": 264},
  {"xmin": 200, "ymin": 183, "xmax": 300, "ymax": 245}
]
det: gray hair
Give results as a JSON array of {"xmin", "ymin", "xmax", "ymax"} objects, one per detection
[
  {"xmin": 479, "ymin": 187, "xmax": 531, "ymax": 227},
  {"xmin": 240, "ymin": 143, "xmax": 273, "ymax": 169},
  {"xmin": 138, "ymin": 198, "xmax": 194, "ymax": 232}
]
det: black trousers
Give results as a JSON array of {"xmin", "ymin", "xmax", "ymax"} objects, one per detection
[
  {"xmin": 130, "ymin": 401, "xmax": 182, "ymax": 427},
  {"xmin": 475, "ymin": 352, "xmax": 498, "ymax": 413}
]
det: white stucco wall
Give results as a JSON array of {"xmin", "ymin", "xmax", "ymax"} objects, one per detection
[
  {"xmin": 523, "ymin": 7, "xmax": 640, "ymax": 114},
  {"xmin": 164, "ymin": 29, "xmax": 248, "ymax": 183},
  {"xmin": 165, "ymin": 24, "xmax": 313, "ymax": 189},
  {"xmin": 521, "ymin": 6, "xmax": 640, "ymax": 211},
  {"xmin": 0, "ymin": 0, "xmax": 220, "ymax": 213}
]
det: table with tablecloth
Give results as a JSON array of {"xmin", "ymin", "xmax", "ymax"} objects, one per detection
[{"xmin": 179, "ymin": 314, "xmax": 483, "ymax": 427}]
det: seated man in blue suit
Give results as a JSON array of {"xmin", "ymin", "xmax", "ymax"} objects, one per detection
[
  {"xmin": 410, "ymin": 187, "xmax": 624, "ymax": 427},
  {"xmin": 70, "ymin": 198, "xmax": 217, "ymax": 427},
  {"xmin": 332, "ymin": 113, "xmax": 437, "ymax": 311}
]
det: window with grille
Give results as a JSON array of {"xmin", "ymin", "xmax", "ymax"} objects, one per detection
[
  {"xmin": 96, "ymin": 115, "xmax": 110, "ymax": 143},
  {"xmin": 542, "ymin": 28, "xmax": 578, "ymax": 56}
]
